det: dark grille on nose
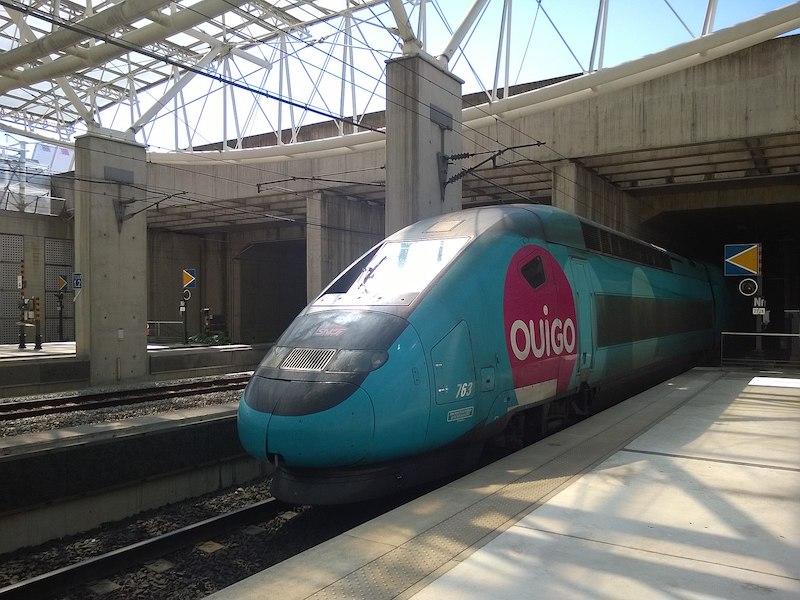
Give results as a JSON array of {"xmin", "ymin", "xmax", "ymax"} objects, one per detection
[{"xmin": 281, "ymin": 348, "xmax": 336, "ymax": 371}]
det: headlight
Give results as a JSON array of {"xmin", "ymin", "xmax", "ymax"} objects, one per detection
[
  {"xmin": 259, "ymin": 345, "xmax": 291, "ymax": 369},
  {"xmin": 325, "ymin": 349, "xmax": 388, "ymax": 373}
]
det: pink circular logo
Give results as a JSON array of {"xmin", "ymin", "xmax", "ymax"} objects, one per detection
[{"xmin": 503, "ymin": 246, "xmax": 578, "ymax": 396}]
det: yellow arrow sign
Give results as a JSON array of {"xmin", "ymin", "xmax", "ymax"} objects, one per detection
[
  {"xmin": 182, "ymin": 269, "xmax": 196, "ymax": 288},
  {"xmin": 725, "ymin": 244, "xmax": 759, "ymax": 276}
]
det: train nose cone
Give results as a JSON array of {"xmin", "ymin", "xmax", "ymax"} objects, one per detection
[
  {"xmin": 238, "ymin": 397, "xmax": 271, "ymax": 461},
  {"xmin": 267, "ymin": 382, "xmax": 375, "ymax": 468}
]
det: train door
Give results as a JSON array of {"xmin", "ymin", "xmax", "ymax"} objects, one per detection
[
  {"xmin": 431, "ymin": 320, "xmax": 477, "ymax": 405},
  {"xmin": 503, "ymin": 246, "xmax": 577, "ymax": 404},
  {"xmin": 569, "ymin": 259, "xmax": 594, "ymax": 382}
]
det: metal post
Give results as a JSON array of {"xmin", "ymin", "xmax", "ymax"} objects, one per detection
[
  {"xmin": 17, "ymin": 302, "xmax": 26, "ymax": 349},
  {"xmin": 181, "ymin": 299, "xmax": 188, "ymax": 344},
  {"xmin": 34, "ymin": 297, "xmax": 42, "ymax": 350},
  {"xmin": 755, "ymin": 273, "xmax": 764, "ymax": 355},
  {"xmin": 18, "ymin": 260, "xmax": 25, "ymax": 349},
  {"xmin": 57, "ymin": 291, "xmax": 64, "ymax": 341}
]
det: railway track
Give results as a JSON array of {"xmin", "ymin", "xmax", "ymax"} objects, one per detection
[
  {"xmin": 0, "ymin": 498, "xmax": 286, "ymax": 600},
  {"xmin": 0, "ymin": 375, "xmax": 251, "ymax": 421},
  {"xmin": 0, "ymin": 387, "xmax": 598, "ymax": 599}
]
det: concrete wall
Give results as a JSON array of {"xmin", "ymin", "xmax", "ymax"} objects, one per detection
[
  {"xmin": 145, "ymin": 148, "xmax": 385, "ymax": 230},
  {"xmin": 145, "ymin": 141, "xmax": 385, "ymax": 343},
  {"xmin": 239, "ymin": 238, "xmax": 306, "ymax": 343},
  {"xmin": 0, "ymin": 211, "xmax": 73, "ymax": 344},
  {"xmin": 147, "ymin": 224, "xmax": 310, "ymax": 344},
  {"xmin": 228, "ymin": 224, "xmax": 305, "ymax": 343},
  {"xmin": 306, "ymin": 192, "xmax": 384, "ymax": 301},
  {"xmin": 638, "ymin": 180, "xmax": 800, "ymax": 221},
  {"xmin": 464, "ymin": 36, "xmax": 799, "ymax": 164},
  {"xmin": 147, "ymin": 231, "xmax": 228, "ymax": 341},
  {"xmin": 637, "ymin": 179, "xmax": 800, "ymax": 255},
  {"xmin": 552, "ymin": 161, "xmax": 640, "ymax": 235}
]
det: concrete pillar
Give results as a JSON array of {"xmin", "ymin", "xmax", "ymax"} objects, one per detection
[
  {"xmin": 385, "ymin": 53, "xmax": 463, "ymax": 236},
  {"xmin": 306, "ymin": 192, "xmax": 384, "ymax": 301},
  {"xmin": 552, "ymin": 161, "xmax": 640, "ymax": 236},
  {"xmin": 74, "ymin": 131, "xmax": 148, "ymax": 384}
]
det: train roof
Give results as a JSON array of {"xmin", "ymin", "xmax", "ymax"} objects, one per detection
[
  {"xmin": 387, "ymin": 204, "xmax": 584, "ymax": 245},
  {"xmin": 389, "ymin": 204, "xmax": 689, "ymax": 274}
]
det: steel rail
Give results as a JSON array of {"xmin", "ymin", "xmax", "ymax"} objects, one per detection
[
  {"xmin": 0, "ymin": 498, "xmax": 286, "ymax": 600},
  {"xmin": 0, "ymin": 375, "xmax": 250, "ymax": 421}
]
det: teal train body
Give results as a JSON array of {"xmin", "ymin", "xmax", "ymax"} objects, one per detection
[{"xmin": 238, "ymin": 205, "xmax": 726, "ymax": 504}]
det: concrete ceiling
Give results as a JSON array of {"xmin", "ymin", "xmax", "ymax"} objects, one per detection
[{"xmin": 142, "ymin": 106, "xmax": 800, "ymax": 236}]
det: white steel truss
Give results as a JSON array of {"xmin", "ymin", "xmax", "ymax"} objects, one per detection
[{"xmin": 0, "ymin": 0, "xmax": 796, "ymax": 166}]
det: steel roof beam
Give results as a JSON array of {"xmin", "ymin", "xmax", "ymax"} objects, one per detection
[
  {"xmin": 0, "ymin": 0, "xmax": 252, "ymax": 94},
  {"xmin": 129, "ymin": 45, "xmax": 223, "ymax": 134},
  {"xmin": 437, "ymin": 0, "xmax": 490, "ymax": 65},
  {"xmin": 187, "ymin": 29, "xmax": 273, "ymax": 71},
  {"xmin": 702, "ymin": 0, "xmax": 718, "ymax": 36},
  {"xmin": 386, "ymin": 0, "xmax": 421, "ymax": 54},
  {"xmin": 4, "ymin": 4, "xmax": 97, "ymax": 125},
  {"xmin": 0, "ymin": 0, "xmax": 171, "ymax": 71}
]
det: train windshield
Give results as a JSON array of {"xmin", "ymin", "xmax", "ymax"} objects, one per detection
[{"xmin": 317, "ymin": 237, "xmax": 470, "ymax": 306}]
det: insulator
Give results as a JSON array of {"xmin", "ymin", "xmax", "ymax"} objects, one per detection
[{"xmin": 447, "ymin": 170, "xmax": 468, "ymax": 184}]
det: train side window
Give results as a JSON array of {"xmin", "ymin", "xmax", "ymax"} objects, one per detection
[{"xmin": 521, "ymin": 256, "xmax": 546, "ymax": 289}]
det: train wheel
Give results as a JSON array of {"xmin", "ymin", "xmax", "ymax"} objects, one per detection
[
  {"xmin": 570, "ymin": 385, "xmax": 594, "ymax": 417},
  {"xmin": 540, "ymin": 399, "xmax": 569, "ymax": 435}
]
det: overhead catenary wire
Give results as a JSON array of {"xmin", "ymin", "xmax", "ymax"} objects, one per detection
[{"xmin": 0, "ymin": 155, "xmax": 388, "ymax": 240}]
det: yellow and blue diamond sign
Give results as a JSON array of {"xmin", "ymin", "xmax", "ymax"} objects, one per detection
[{"xmin": 724, "ymin": 244, "xmax": 760, "ymax": 276}]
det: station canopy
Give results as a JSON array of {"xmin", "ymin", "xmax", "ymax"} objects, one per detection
[{"xmin": 0, "ymin": 0, "xmax": 799, "ymax": 233}]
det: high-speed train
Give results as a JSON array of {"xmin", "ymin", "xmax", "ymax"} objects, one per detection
[{"xmin": 238, "ymin": 204, "xmax": 727, "ymax": 504}]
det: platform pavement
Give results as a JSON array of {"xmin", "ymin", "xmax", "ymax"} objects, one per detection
[
  {"xmin": 209, "ymin": 368, "xmax": 800, "ymax": 600},
  {"xmin": 0, "ymin": 341, "xmax": 257, "ymax": 359},
  {"xmin": 0, "ymin": 341, "xmax": 268, "ymax": 396},
  {"xmin": 0, "ymin": 341, "xmax": 77, "ymax": 359}
]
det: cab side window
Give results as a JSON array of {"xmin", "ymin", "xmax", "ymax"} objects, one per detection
[{"xmin": 521, "ymin": 255, "xmax": 546, "ymax": 289}]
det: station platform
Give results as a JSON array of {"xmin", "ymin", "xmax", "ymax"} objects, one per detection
[
  {"xmin": 0, "ymin": 341, "xmax": 269, "ymax": 397},
  {"xmin": 0, "ymin": 341, "xmax": 77, "ymax": 359},
  {"xmin": 0, "ymin": 401, "xmax": 254, "ymax": 553},
  {"xmin": 210, "ymin": 368, "xmax": 800, "ymax": 599}
]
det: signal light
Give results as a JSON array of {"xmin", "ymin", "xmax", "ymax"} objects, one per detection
[{"xmin": 35, "ymin": 297, "xmax": 41, "ymax": 321}]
